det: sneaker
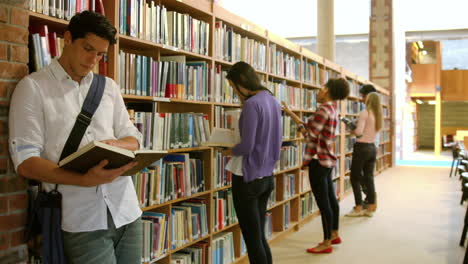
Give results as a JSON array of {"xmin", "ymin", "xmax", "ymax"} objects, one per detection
[
  {"xmin": 364, "ymin": 210, "xmax": 375, "ymax": 217},
  {"xmin": 345, "ymin": 208, "xmax": 365, "ymax": 217}
]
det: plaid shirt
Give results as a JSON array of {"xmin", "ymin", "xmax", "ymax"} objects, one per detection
[{"xmin": 301, "ymin": 102, "xmax": 338, "ymax": 168}]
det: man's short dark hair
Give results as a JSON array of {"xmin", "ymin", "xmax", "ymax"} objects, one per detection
[
  {"xmin": 325, "ymin": 78, "xmax": 349, "ymax": 100},
  {"xmin": 67, "ymin": 11, "xmax": 117, "ymax": 45},
  {"xmin": 359, "ymin": 84, "xmax": 377, "ymax": 95}
]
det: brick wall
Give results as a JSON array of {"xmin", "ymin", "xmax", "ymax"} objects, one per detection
[{"xmin": 0, "ymin": 0, "xmax": 29, "ymax": 263}]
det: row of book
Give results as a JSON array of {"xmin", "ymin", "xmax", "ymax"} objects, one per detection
[
  {"xmin": 265, "ymin": 212, "xmax": 273, "ymax": 240},
  {"xmin": 269, "ymin": 44, "xmax": 301, "ymax": 80},
  {"xmin": 132, "ymin": 154, "xmax": 205, "ymax": 207},
  {"xmin": 300, "ymin": 192, "xmax": 316, "ymax": 219},
  {"xmin": 267, "ymin": 81, "xmax": 301, "ymax": 110},
  {"xmin": 213, "ymin": 189, "xmax": 238, "ymax": 232},
  {"xmin": 282, "ymin": 115, "xmax": 298, "ymax": 140},
  {"xmin": 346, "ymin": 100, "xmax": 365, "ymax": 115},
  {"xmin": 332, "ymin": 159, "xmax": 340, "ymax": 180},
  {"xmin": 119, "ymin": 1, "xmax": 210, "ymax": 56},
  {"xmin": 214, "ymin": 21, "xmax": 267, "ymax": 72},
  {"xmin": 29, "ymin": 0, "xmax": 105, "ymax": 20},
  {"xmin": 300, "ymin": 170, "xmax": 311, "ymax": 193},
  {"xmin": 267, "ymin": 178, "xmax": 277, "ymax": 209},
  {"xmin": 212, "ymin": 232, "xmax": 235, "ymax": 264},
  {"xmin": 344, "ymin": 156, "xmax": 352, "ymax": 174},
  {"xmin": 142, "ymin": 211, "xmax": 169, "ymax": 261},
  {"xmin": 345, "ymin": 136, "xmax": 357, "ymax": 153},
  {"xmin": 348, "ymin": 79, "xmax": 360, "ymax": 98},
  {"xmin": 274, "ymin": 142, "xmax": 300, "ymax": 173},
  {"xmin": 302, "ymin": 89, "xmax": 318, "ymax": 111},
  {"xmin": 335, "ymin": 137, "xmax": 341, "ymax": 156},
  {"xmin": 303, "ymin": 60, "xmax": 321, "ymax": 86},
  {"xmin": 283, "ymin": 173, "xmax": 296, "ymax": 200},
  {"xmin": 171, "ymin": 241, "xmax": 210, "ymax": 264},
  {"xmin": 213, "ymin": 107, "xmax": 241, "ymax": 129},
  {"xmin": 284, "ymin": 201, "xmax": 291, "ymax": 230},
  {"xmin": 119, "ymin": 53, "xmax": 211, "ymax": 101},
  {"xmin": 171, "ymin": 202, "xmax": 209, "ymax": 250},
  {"xmin": 381, "ymin": 130, "xmax": 390, "ymax": 143},
  {"xmin": 213, "ymin": 65, "xmax": 240, "ymax": 104},
  {"xmin": 129, "ymin": 111, "xmax": 211, "ymax": 151},
  {"xmin": 213, "ymin": 150, "xmax": 233, "ymax": 189},
  {"xmin": 28, "ymin": 25, "xmax": 108, "ymax": 75}
]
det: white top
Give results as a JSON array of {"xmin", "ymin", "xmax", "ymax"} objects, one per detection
[
  {"xmin": 355, "ymin": 110, "xmax": 378, "ymax": 144},
  {"xmin": 9, "ymin": 59, "xmax": 143, "ymax": 232},
  {"xmin": 226, "ymin": 156, "xmax": 243, "ymax": 176}
]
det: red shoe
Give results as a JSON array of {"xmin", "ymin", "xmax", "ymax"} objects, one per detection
[
  {"xmin": 306, "ymin": 247, "xmax": 333, "ymax": 254},
  {"xmin": 331, "ymin": 237, "xmax": 342, "ymax": 245}
]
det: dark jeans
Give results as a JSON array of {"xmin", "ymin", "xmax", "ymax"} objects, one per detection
[
  {"xmin": 308, "ymin": 159, "xmax": 339, "ymax": 240},
  {"xmin": 232, "ymin": 175, "xmax": 274, "ymax": 264},
  {"xmin": 350, "ymin": 142, "xmax": 377, "ymax": 206}
]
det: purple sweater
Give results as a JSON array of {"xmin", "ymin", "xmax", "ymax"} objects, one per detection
[{"xmin": 232, "ymin": 90, "xmax": 282, "ymax": 182}]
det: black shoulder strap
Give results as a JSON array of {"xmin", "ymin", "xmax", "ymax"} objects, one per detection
[
  {"xmin": 52, "ymin": 74, "xmax": 106, "ymax": 190},
  {"xmin": 59, "ymin": 74, "xmax": 106, "ymax": 160}
]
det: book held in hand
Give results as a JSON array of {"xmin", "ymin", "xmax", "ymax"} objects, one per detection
[
  {"xmin": 58, "ymin": 141, "xmax": 168, "ymax": 175},
  {"xmin": 340, "ymin": 117, "xmax": 357, "ymax": 131},
  {"xmin": 201, "ymin": 128, "xmax": 240, "ymax": 148}
]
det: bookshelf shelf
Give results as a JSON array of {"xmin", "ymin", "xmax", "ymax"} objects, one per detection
[
  {"xmin": 212, "ymin": 223, "xmax": 238, "ymax": 236},
  {"xmin": 274, "ymin": 166, "xmax": 301, "ymax": 176},
  {"xmin": 283, "ymin": 138, "xmax": 303, "ymax": 143},
  {"xmin": 268, "ymin": 73, "xmax": 301, "ymax": 86},
  {"xmin": 141, "ymin": 190, "xmax": 211, "ymax": 211},
  {"xmin": 26, "ymin": 1, "xmax": 393, "ymax": 263},
  {"xmin": 213, "ymin": 185, "xmax": 232, "ymax": 193},
  {"xmin": 302, "ymin": 82, "xmax": 322, "ymax": 89},
  {"xmin": 166, "ymin": 146, "xmax": 212, "ymax": 153},
  {"xmin": 213, "ymin": 102, "xmax": 242, "ymax": 107},
  {"xmin": 268, "ymin": 195, "xmax": 300, "ymax": 211}
]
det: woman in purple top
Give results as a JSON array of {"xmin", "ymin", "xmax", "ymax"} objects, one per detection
[{"xmin": 222, "ymin": 61, "xmax": 282, "ymax": 264}]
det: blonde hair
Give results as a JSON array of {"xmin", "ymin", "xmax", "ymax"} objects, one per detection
[{"xmin": 365, "ymin": 92, "xmax": 382, "ymax": 131}]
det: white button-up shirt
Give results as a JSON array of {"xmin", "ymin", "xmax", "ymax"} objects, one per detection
[{"xmin": 9, "ymin": 59, "xmax": 143, "ymax": 232}]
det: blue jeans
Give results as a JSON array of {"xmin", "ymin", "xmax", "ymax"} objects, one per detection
[{"xmin": 62, "ymin": 210, "xmax": 142, "ymax": 264}]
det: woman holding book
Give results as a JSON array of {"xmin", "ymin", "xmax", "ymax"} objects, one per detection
[
  {"xmin": 345, "ymin": 92, "xmax": 382, "ymax": 217},
  {"xmin": 222, "ymin": 61, "xmax": 282, "ymax": 264},
  {"xmin": 282, "ymin": 78, "xmax": 349, "ymax": 254}
]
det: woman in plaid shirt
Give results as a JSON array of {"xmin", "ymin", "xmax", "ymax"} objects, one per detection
[{"xmin": 283, "ymin": 78, "xmax": 349, "ymax": 254}]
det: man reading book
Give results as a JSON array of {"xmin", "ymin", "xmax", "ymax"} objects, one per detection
[{"xmin": 9, "ymin": 11, "xmax": 143, "ymax": 263}]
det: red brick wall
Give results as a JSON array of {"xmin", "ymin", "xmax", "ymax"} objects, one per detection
[{"xmin": 0, "ymin": 0, "xmax": 29, "ymax": 263}]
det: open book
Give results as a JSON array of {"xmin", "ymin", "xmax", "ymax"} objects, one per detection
[
  {"xmin": 340, "ymin": 116, "xmax": 357, "ymax": 131},
  {"xmin": 58, "ymin": 141, "xmax": 168, "ymax": 175},
  {"xmin": 201, "ymin": 128, "xmax": 240, "ymax": 148}
]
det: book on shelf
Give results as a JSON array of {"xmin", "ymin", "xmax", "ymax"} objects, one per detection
[
  {"xmin": 58, "ymin": 140, "xmax": 168, "ymax": 175},
  {"xmin": 201, "ymin": 127, "xmax": 240, "ymax": 148}
]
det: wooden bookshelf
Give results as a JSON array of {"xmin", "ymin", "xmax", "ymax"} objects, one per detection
[{"xmin": 26, "ymin": 1, "xmax": 393, "ymax": 263}]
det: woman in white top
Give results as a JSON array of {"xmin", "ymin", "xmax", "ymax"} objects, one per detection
[{"xmin": 346, "ymin": 92, "xmax": 382, "ymax": 217}]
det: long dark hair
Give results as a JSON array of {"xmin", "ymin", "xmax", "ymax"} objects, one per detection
[{"xmin": 226, "ymin": 61, "xmax": 272, "ymax": 98}]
